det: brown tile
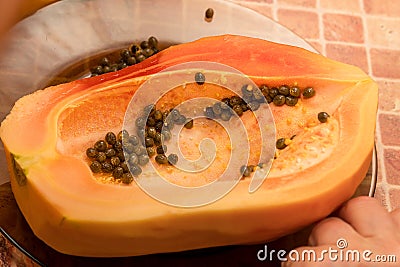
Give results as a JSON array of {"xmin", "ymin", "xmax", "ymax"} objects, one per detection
[
  {"xmin": 370, "ymin": 48, "xmax": 400, "ymax": 79},
  {"xmin": 364, "ymin": 0, "xmax": 400, "ymax": 17},
  {"xmin": 377, "ymin": 80, "xmax": 400, "ymax": 112},
  {"xmin": 325, "ymin": 43, "xmax": 368, "ymax": 73},
  {"xmin": 367, "ymin": 17, "xmax": 400, "ymax": 49},
  {"xmin": 373, "ymin": 184, "xmax": 389, "ymax": 210},
  {"xmin": 277, "ymin": 0, "xmax": 316, "ymax": 8},
  {"xmin": 277, "ymin": 9, "xmax": 319, "ymax": 39},
  {"xmin": 235, "ymin": 2, "xmax": 273, "ymax": 18},
  {"xmin": 320, "ymin": 0, "xmax": 361, "ymax": 13},
  {"xmin": 388, "ymin": 187, "xmax": 400, "ymax": 210},
  {"xmin": 323, "ymin": 13, "xmax": 364, "ymax": 43},
  {"xmin": 384, "ymin": 149, "xmax": 400, "ymax": 185},
  {"xmin": 379, "ymin": 113, "xmax": 400, "ymax": 146}
]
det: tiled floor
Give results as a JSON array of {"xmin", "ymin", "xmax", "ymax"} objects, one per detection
[{"xmin": 232, "ymin": 0, "xmax": 400, "ymax": 210}]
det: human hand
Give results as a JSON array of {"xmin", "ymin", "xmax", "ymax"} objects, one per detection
[{"xmin": 282, "ymin": 196, "xmax": 400, "ymax": 266}]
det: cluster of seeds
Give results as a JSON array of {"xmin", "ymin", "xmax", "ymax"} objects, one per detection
[
  {"xmin": 86, "ymin": 104, "xmax": 197, "ymax": 183},
  {"xmin": 204, "ymin": 83, "xmax": 317, "ymax": 120},
  {"xmin": 260, "ymin": 84, "xmax": 316, "ymax": 107},
  {"xmin": 240, "ymin": 162, "xmax": 270, "ymax": 178},
  {"xmin": 200, "ymin": 79, "xmax": 318, "ymax": 178},
  {"xmin": 136, "ymin": 104, "xmax": 194, "ymax": 165},
  {"xmin": 204, "ymin": 84, "xmax": 266, "ymax": 120},
  {"xmin": 86, "ymin": 68, "xmax": 326, "ymax": 181},
  {"xmin": 90, "ymin": 36, "xmax": 159, "ymax": 77},
  {"xmin": 86, "ymin": 131, "xmax": 146, "ymax": 184}
]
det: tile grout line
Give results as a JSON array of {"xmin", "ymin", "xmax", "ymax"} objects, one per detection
[
  {"xmin": 304, "ymin": 39, "xmax": 400, "ymax": 52},
  {"xmin": 323, "ymin": 41, "xmax": 367, "ymax": 46},
  {"xmin": 379, "ymin": 110, "xmax": 400, "ymax": 116},
  {"xmin": 374, "ymin": 77, "xmax": 400, "ymax": 82},
  {"xmin": 323, "ymin": 40, "xmax": 400, "ymax": 50},
  {"xmin": 358, "ymin": 0, "xmax": 373, "ymax": 76},
  {"xmin": 385, "ymin": 184, "xmax": 400, "ymax": 190},
  {"xmin": 382, "ymin": 145, "xmax": 400, "ymax": 150}
]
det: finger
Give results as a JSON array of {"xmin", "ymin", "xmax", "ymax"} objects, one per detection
[
  {"xmin": 390, "ymin": 208, "xmax": 400, "ymax": 229},
  {"xmin": 308, "ymin": 217, "xmax": 362, "ymax": 247},
  {"xmin": 280, "ymin": 246, "xmax": 326, "ymax": 267},
  {"xmin": 389, "ymin": 208, "xmax": 400, "ymax": 243},
  {"xmin": 338, "ymin": 196, "xmax": 395, "ymax": 237}
]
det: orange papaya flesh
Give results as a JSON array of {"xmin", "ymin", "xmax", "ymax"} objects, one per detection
[{"xmin": 0, "ymin": 35, "xmax": 377, "ymax": 256}]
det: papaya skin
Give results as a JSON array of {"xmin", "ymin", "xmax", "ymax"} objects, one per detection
[{"xmin": 0, "ymin": 35, "xmax": 378, "ymax": 256}]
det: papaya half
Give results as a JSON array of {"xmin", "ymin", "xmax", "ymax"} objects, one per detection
[{"xmin": 0, "ymin": 35, "xmax": 377, "ymax": 257}]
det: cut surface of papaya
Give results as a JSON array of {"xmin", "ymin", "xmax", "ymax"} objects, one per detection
[{"xmin": 0, "ymin": 35, "xmax": 377, "ymax": 256}]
